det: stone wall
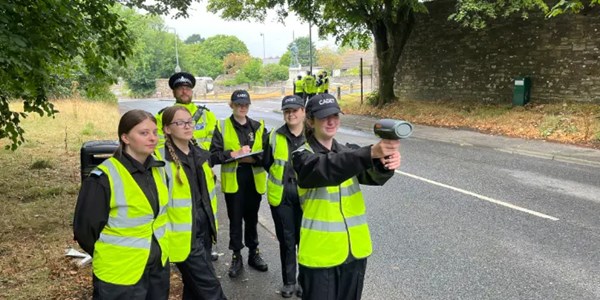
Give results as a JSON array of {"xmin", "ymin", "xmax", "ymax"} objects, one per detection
[{"xmin": 394, "ymin": 1, "xmax": 600, "ymax": 103}]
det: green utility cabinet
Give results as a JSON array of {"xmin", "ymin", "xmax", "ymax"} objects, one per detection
[{"xmin": 512, "ymin": 77, "xmax": 531, "ymax": 106}]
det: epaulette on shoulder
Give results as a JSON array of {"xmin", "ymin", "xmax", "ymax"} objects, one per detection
[{"xmin": 90, "ymin": 169, "xmax": 104, "ymax": 177}]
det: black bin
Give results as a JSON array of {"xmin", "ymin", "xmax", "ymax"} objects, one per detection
[{"xmin": 80, "ymin": 140, "xmax": 119, "ymax": 182}]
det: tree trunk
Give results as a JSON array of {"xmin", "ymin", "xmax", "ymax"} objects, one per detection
[{"xmin": 371, "ymin": 9, "xmax": 415, "ymax": 107}]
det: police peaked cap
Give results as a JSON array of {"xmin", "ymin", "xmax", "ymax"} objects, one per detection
[{"xmin": 169, "ymin": 72, "xmax": 196, "ymax": 89}]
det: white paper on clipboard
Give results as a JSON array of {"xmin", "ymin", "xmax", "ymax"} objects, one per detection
[{"xmin": 224, "ymin": 150, "xmax": 263, "ymax": 163}]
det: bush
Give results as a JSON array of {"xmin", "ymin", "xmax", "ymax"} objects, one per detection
[{"xmin": 366, "ymin": 90, "xmax": 380, "ymax": 106}]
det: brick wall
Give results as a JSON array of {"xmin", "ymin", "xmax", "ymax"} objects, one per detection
[{"xmin": 393, "ymin": 0, "xmax": 600, "ymax": 103}]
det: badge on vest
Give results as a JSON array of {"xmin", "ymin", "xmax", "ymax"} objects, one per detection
[
  {"xmin": 195, "ymin": 123, "xmax": 205, "ymax": 130},
  {"xmin": 248, "ymin": 132, "xmax": 254, "ymax": 142}
]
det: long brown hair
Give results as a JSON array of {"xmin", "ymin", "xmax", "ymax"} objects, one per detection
[
  {"xmin": 161, "ymin": 106, "xmax": 191, "ymax": 184},
  {"xmin": 115, "ymin": 109, "xmax": 156, "ymax": 158}
]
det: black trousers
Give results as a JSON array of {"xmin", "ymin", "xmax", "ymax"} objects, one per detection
[
  {"xmin": 176, "ymin": 235, "xmax": 227, "ymax": 300},
  {"xmin": 299, "ymin": 258, "xmax": 368, "ymax": 300},
  {"xmin": 224, "ymin": 165, "xmax": 262, "ymax": 252},
  {"xmin": 92, "ymin": 253, "xmax": 170, "ymax": 300},
  {"xmin": 270, "ymin": 188, "xmax": 302, "ymax": 285}
]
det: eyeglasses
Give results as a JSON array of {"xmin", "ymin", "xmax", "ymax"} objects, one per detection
[{"xmin": 169, "ymin": 120, "xmax": 195, "ymax": 128}]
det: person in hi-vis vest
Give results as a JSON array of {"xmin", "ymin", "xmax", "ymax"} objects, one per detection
[
  {"xmin": 209, "ymin": 90, "xmax": 269, "ymax": 278},
  {"xmin": 74, "ymin": 109, "xmax": 171, "ymax": 299},
  {"xmin": 291, "ymin": 94, "xmax": 401, "ymax": 300},
  {"xmin": 155, "ymin": 106, "xmax": 226, "ymax": 300},
  {"xmin": 156, "ymin": 72, "xmax": 218, "ymax": 151},
  {"xmin": 263, "ymin": 95, "xmax": 306, "ymax": 298},
  {"xmin": 156, "ymin": 72, "xmax": 220, "ymax": 261}
]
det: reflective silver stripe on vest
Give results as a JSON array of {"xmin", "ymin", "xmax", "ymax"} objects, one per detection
[
  {"xmin": 222, "ymin": 164, "xmax": 236, "ymax": 173},
  {"xmin": 103, "ymin": 160, "xmax": 154, "ymax": 228},
  {"xmin": 171, "ymin": 198, "xmax": 192, "ymax": 207},
  {"xmin": 154, "ymin": 224, "xmax": 167, "ymax": 240},
  {"xmin": 98, "ymin": 233, "xmax": 151, "ymax": 249},
  {"xmin": 299, "ymin": 179, "xmax": 361, "ymax": 203},
  {"xmin": 171, "ymin": 223, "xmax": 190, "ymax": 233},
  {"xmin": 301, "ymin": 214, "xmax": 367, "ymax": 232},
  {"xmin": 268, "ymin": 175, "xmax": 283, "ymax": 186}
]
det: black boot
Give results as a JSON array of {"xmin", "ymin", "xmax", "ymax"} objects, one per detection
[
  {"xmin": 248, "ymin": 248, "xmax": 268, "ymax": 272},
  {"xmin": 228, "ymin": 252, "xmax": 243, "ymax": 278},
  {"xmin": 211, "ymin": 250, "xmax": 219, "ymax": 261},
  {"xmin": 296, "ymin": 284, "xmax": 303, "ymax": 298},
  {"xmin": 280, "ymin": 284, "xmax": 294, "ymax": 298}
]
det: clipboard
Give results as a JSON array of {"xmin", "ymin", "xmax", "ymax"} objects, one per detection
[{"xmin": 224, "ymin": 150, "xmax": 263, "ymax": 163}]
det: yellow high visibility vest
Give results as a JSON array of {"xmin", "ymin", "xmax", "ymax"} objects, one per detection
[
  {"xmin": 155, "ymin": 146, "xmax": 219, "ymax": 262},
  {"xmin": 155, "ymin": 147, "xmax": 192, "ymax": 263},
  {"xmin": 218, "ymin": 118, "xmax": 267, "ymax": 194},
  {"xmin": 92, "ymin": 157, "xmax": 169, "ymax": 285},
  {"xmin": 266, "ymin": 130, "xmax": 288, "ymax": 207},
  {"xmin": 295, "ymin": 144, "xmax": 372, "ymax": 268},
  {"xmin": 201, "ymin": 161, "xmax": 219, "ymax": 242},
  {"xmin": 294, "ymin": 79, "xmax": 304, "ymax": 93},
  {"xmin": 156, "ymin": 103, "xmax": 218, "ymax": 150}
]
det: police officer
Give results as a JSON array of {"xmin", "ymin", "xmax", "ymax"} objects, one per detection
[
  {"xmin": 155, "ymin": 106, "xmax": 226, "ymax": 300},
  {"xmin": 320, "ymin": 71, "xmax": 329, "ymax": 94},
  {"xmin": 156, "ymin": 71, "xmax": 220, "ymax": 261},
  {"xmin": 156, "ymin": 72, "xmax": 218, "ymax": 151},
  {"xmin": 210, "ymin": 90, "xmax": 269, "ymax": 278},
  {"xmin": 263, "ymin": 95, "xmax": 306, "ymax": 298},
  {"xmin": 293, "ymin": 75, "xmax": 305, "ymax": 100},
  {"xmin": 291, "ymin": 94, "xmax": 401, "ymax": 300},
  {"xmin": 302, "ymin": 72, "xmax": 317, "ymax": 103},
  {"xmin": 74, "ymin": 109, "xmax": 170, "ymax": 299}
]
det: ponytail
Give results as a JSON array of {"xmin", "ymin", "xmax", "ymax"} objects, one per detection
[{"xmin": 165, "ymin": 135, "xmax": 184, "ymax": 184}]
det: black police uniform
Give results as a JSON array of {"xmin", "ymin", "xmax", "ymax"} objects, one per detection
[
  {"xmin": 163, "ymin": 142, "xmax": 226, "ymax": 300},
  {"xmin": 209, "ymin": 115, "xmax": 269, "ymax": 267},
  {"xmin": 263, "ymin": 123, "xmax": 305, "ymax": 290},
  {"xmin": 73, "ymin": 153, "xmax": 170, "ymax": 299}
]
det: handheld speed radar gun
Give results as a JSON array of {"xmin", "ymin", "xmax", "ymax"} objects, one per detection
[{"xmin": 373, "ymin": 119, "xmax": 413, "ymax": 140}]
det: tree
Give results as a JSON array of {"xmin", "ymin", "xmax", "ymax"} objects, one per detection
[
  {"xmin": 200, "ymin": 35, "xmax": 249, "ymax": 60},
  {"xmin": 235, "ymin": 58, "xmax": 263, "ymax": 85},
  {"xmin": 261, "ymin": 64, "xmax": 289, "ymax": 85},
  {"xmin": 184, "ymin": 34, "xmax": 205, "ymax": 44},
  {"xmin": 287, "ymin": 37, "xmax": 317, "ymax": 68},
  {"xmin": 119, "ymin": 10, "xmax": 180, "ymax": 96},
  {"xmin": 206, "ymin": 0, "xmax": 596, "ymax": 107},
  {"xmin": 316, "ymin": 47, "xmax": 342, "ymax": 74},
  {"xmin": 223, "ymin": 53, "xmax": 252, "ymax": 75},
  {"xmin": 1, "ymin": 0, "xmax": 198, "ymax": 149},
  {"xmin": 279, "ymin": 51, "xmax": 291, "ymax": 67}
]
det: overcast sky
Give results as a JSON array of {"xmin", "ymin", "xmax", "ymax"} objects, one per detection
[{"xmin": 162, "ymin": 2, "xmax": 337, "ymax": 59}]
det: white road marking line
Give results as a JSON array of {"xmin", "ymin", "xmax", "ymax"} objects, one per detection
[{"xmin": 395, "ymin": 170, "xmax": 560, "ymax": 221}]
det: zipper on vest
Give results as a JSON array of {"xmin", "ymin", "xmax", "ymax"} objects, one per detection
[{"xmin": 339, "ymin": 189, "xmax": 352, "ymax": 255}]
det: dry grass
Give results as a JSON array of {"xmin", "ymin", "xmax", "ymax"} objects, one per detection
[
  {"xmin": 340, "ymin": 94, "xmax": 600, "ymax": 149},
  {"xmin": 0, "ymin": 99, "xmax": 119, "ymax": 299}
]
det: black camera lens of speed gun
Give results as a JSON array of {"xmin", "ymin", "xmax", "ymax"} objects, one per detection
[{"xmin": 373, "ymin": 119, "xmax": 413, "ymax": 140}]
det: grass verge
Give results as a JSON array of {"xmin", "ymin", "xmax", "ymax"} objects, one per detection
[
  {"xmin": 339, "ymin": 94, "xmax": 600, "ymax": 149},
  {"xmin": 0, "ymin": 99, "xmax": 119, "ymax": 299}
]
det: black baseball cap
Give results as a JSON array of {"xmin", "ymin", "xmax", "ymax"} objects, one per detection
[
  {"xmin": 168, "ymin": 72, "xmax": 196, "ymax": 89},
  {"xmin": 230, "ymin": 90, "xmax": 251, "ymax": 104},
  {"xmin": 306, "ymin": 94, "xmax": 342, "ymax": 119},
  {"xmin": 281, "ymin": 95, "xmax": 304, "ymax": 110}
]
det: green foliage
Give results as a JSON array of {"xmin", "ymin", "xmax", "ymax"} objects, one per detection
[
  {"xmin": 288, "ymin": 37, "xmax": 317, "ymax": 68},
  {"xmin": 366, "ymin": 90, "xmax": 380, "ymax": 106},
  {"xmin": 279, "ymin": 51, "xmax": 291, "ymax": 67},
  {"xmin": 235, "ymin": 58, "xmax": 263, "ymax": 85},
  {"xmin": 200, "ymin": 35, "xmax": 249, "ymax": 60},
  {"xmin": 184, "ymin": 34, "xmax": 205, "ymax": 44},
  {"xmin": 261, "ymin": 64, "xmax": 289, "ymax": 84},
  {"xmin": 0, "ymin": 0, "xmax": 132, "ymax": 150},
  {"xmin": 30, "ymin": 159, "xmax": 53, "ymax": 170}
]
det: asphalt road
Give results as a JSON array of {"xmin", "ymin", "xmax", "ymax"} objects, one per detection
[{"xmin": 120, "ymin": 98, "xmax": 600, "ymax": 300}]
